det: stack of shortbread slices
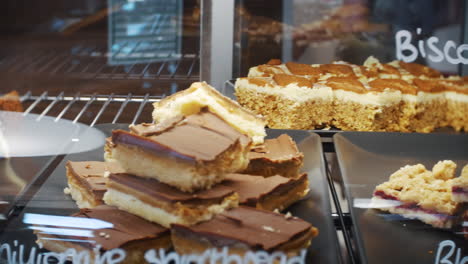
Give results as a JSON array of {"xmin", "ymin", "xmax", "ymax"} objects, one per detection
[{"xmin": 36, "ymin": 82, "xmax": 319, "ymax": 261}]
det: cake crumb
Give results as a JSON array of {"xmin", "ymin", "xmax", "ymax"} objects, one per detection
[
  {"xmin": 99, "ymin": 232, "xmax": 106, "ymax": 237},
  {"xmin": 273, "ymin": 209, "xmax": 280, "ymax": 213},
  {"xmin": 262, "ymin": 225, "xmax": 275, "ymax": 232},
  {"xmin": 105, "ymin": 234, "xmax": 110, "ymax": 239},
  {"xmin": 85, "ymin": 164, "xmax": 91, "ymax": 169},
  {"xmin": 63, "ymin": 187, "xmax": 71, "ymax": 195},
  {"xmin": 285, "ymin": 212, "xmax": 293, "ymax": 219}
]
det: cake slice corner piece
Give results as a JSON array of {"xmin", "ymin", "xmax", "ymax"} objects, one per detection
[{"xmin": 152, "ymin": 81, "xmax": 266, "ymax": 145}]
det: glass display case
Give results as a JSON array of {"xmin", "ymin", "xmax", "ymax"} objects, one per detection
[{"xmin": 1, "ymin": 1, "xmax": 467, "ymax": 263}]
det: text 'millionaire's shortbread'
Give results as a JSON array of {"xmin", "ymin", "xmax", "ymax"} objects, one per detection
[
  {"xmin": 242, "ymin": 134, "xmax": 304, "ymax": 178},
  {"xmin": 35, "ymin": 205, "xmax": 171, "ymax": 263},
  {"xmin": 372, "ymin": 161, "xmax": 467, "ymax": 229},
  {"xmin": 171, "ymin": 206, "xmax": 318, "ymax": 257},
  {"xmin": 152, "ymin": 82, "xmax": 266, "ymax": 145},
  {"xmin": 106, "ymin": 110, "xmax": 252, "ymax": 192},
  {"xmin": 235, "ymin": 57, "xmax": 468, "ymax": 132},
  {"xmin": 103, "ymin": 173, "xmax": 239, "ymax": 228},
  {"xmin": 65, "ymin": 161, "xmax": 124, "ymax": 209}
]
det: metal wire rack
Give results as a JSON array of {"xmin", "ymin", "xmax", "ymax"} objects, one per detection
[
  {"xmin": 1, "ymin": 91, "xmax": 358, "ymax": 264},
  {"xmin": 0, "ymin": 47, "xmax": 199, "ymax": 81}
]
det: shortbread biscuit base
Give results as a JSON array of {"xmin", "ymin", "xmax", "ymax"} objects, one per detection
[
  {"xmin": 109, "ymin": 140, "xmax": 250, "ymax": 192},
  {"xmin": 66, "ymin": 182, "xmax": 101, "ymax": 209},
  {"xmin": 152, "ymin": 82, "xmax": 266, "ymax": 145},
  {"xmin": 36, "ymin": 233, "xmax": 171, "ymax": 264},
  {"xmin": 103, "ymin": 188, "xmax": 239, "ymax": 228},
  {"xmin": 235, "ymin": 81, "xmax": 332, "ymax": 129}
]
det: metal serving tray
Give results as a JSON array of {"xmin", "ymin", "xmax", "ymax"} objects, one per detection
[{"xmin": 335, "ymin": 132, "xmax": 468, "ymax": 264}]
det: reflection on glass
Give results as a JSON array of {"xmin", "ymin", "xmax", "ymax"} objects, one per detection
[
  {"xmin": 108, "ymin": 0, "xmax": 183, "ymax": 65},
  {"xmin": 23, "ymin": 213, "xmax": 113, "ymax": 229},
  {"xmin": 29, "ymin": 226, "xmax": 95, "ymax": 238}
]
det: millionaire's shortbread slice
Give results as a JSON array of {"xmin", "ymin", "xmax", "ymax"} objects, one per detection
[
  {"xmin": 106, "ymin": 110, "xmax": 251, "ymax": 192},
  {"xmin": 65, "ymin": 161, "xmax": 124, "ymax": 208},
  {"xmin": 452, "ymin": 165, "xmax": 468, "ymax": 202},
  {"xmin": 225, "ymin": 173, "xmax": 309, "ymax": 211},
  {"xmin": 242, "ymin": 134, "xmax": 304, "ymax": 178},
  {"xmin": 35, "ymin": 205, "xmax": 171, "ymax": 263},
  {"xmin": 103, "ymin": 173, "xmax": 239, "ymax": 228},
  {"xmin": 152, "ymin": 82, "xmax": 266, "ymax": 145},
  {"xmin": 171, "ymin": 206, "xmax": 318, "ymax": 257},
  {"xmin": 372, "ymin": 161, "xmax": 465, "ymax": 229}
]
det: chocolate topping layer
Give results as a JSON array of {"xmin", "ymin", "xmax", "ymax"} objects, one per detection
[
  {"xmin": 72, "ymin": 205, "xmax": 169, "ymax": 250},
  {"xmin": 129, "ymin": 116, "xmax": 184, "ymax": 136},
  {"xmin": 67, "ymin": 161, "xmax": 123, "ymax": 199},
  {"xmin": 109, "ymin": 173, "xmax": 235, "ymax": 204},
  {"xmin": 223, "ymin": 173, "xmax": 307, "ymax": 206},
  {"xmin": 249, "ymin": 134, "xmax": 302, "ymax": 161},
  {"xmin": 172, "ymin": 206, "xmax": 313, "ymax": 251},
  {"xmin": 112, "ymin": 111, "xmax": 246, "ymax": 162}
]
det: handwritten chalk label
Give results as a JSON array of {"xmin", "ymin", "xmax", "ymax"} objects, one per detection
[
  {"xmin": 0, "ymin": 241, "xmax": 307, "ymax": 264},
  {"xmin": 434, "ymin": 240, "xmax": 467, "ymax": 264},
  {"xmin": 396, "ymin": 28, "xmax": 468, "ymax": 65}
]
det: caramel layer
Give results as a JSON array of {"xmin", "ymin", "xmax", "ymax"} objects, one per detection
[{"xmin": 66, "ymin": 161, "xmax": 123, "ymax": 200}]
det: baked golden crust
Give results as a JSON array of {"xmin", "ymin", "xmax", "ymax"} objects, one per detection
[{"xmin": 236, "ymin": 57, "xmax": 468, "ymax": 132}]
